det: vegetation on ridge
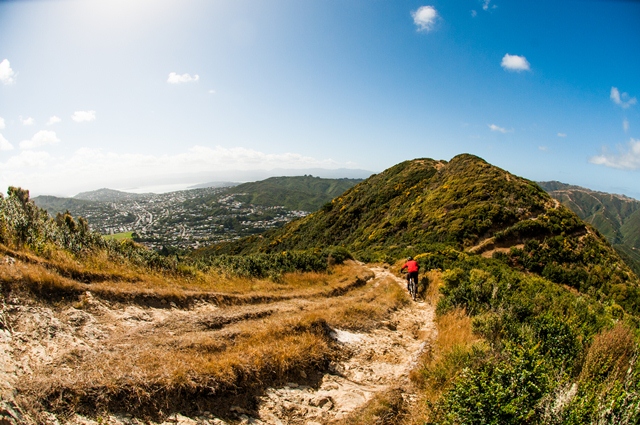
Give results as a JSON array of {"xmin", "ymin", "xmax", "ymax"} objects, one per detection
[
  {"xmin": 221, "ymin": 155, "xmax": 550, "ymax": 252},
  {"xmin": 205, "ymin": 154, "xmax": 639, "ymax": 314},
  {"xmin": 406, "ymin": 251, "xmax": 639, "ymax": 425}
]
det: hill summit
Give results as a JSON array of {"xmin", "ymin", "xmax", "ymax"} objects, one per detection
[
  {"xmin": 207, "ymin": 154, "xmax": 638, "ymax": 313},
  {"xmin": 279, "ymin": 154, "xmax": 554, "ymax": 249},
  {"xmin": 217, "ymin": 154, "xmax": 554, "ymax": 252}
]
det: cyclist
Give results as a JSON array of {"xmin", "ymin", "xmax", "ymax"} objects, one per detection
[{"xmin": 400, "ymin": 256, "xmax": 419, "ymax": 300}]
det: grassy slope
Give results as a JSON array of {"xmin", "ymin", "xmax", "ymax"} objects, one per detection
[
  {"xmin": 3, "ymin": 246, "xmax": 401, "ymax": 420},
  {"xmin": 219, "ymin": 175, "xmax": 361, "ymax": 211},
  {"xmin": 205, "ymin": 155, "xmax": 639, "ymax": 313},
  {"xmin": 212, "ymin": 155, "xmax": 549, "ymax": 253},
  {"xmin": 32, "ymin": 195, "xmax": 106, "ymax": 216}
]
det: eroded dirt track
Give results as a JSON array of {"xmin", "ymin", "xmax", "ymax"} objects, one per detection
[
  {"xmin": 1, "ymin": 263, "xmax": 435, "ymax": 425},
  {"xmin": 256, "ymin": 267, "xmax": 435, "ymax": 424}
]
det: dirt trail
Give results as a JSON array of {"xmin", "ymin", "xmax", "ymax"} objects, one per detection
[
  {"xmin": 254, "ymin": 267, "xmax": 436, "ymax": 424},
  {"xmin": 1, "ymin": 264, "xmax": 435, "ymax": 425}
]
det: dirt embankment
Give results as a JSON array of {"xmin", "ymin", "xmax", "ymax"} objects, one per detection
[{"xmin": 1, "ymin": 260, "xmax": 435, "ymax": 425}]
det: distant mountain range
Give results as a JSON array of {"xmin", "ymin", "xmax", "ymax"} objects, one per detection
[{"xmin": 539, "ymin": 181, "xmax": 640, "ymax": 275}]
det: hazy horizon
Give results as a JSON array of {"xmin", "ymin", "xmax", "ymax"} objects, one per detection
[{"xmin": 32, "ymin": 166, "xmax": 376, "ymax": 198}]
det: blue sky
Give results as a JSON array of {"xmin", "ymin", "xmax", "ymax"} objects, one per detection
[{"xmin": 1, "ymin": 0, "xmax": 639, "ymax": 198}]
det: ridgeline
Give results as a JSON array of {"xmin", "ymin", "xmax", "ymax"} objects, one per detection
[{"xmin": 200, "ymin": 154, "xmax": 639, "ymax": 314}]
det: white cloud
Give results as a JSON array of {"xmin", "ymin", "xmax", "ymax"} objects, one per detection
[
  {"xmin": 471, "ymin": 10, "xmax": 477, "ymax": 17},
  {"xmin": 19, "ymin": 130, "xmax": 60, "ymax": 150},
  {"xmin": 167, "ymin": 72, "xmax": 200, "ymax": 84},
  {"xmin": 488, "ymin": 124, "xmax": 512, "ymax": 133},
  {"xmin": 0, "ymin": 59, "xmax": 16, "ymax": 85},
  {"xmin": 20, "ymin": 116, "xmax": 35, "ymax": 126},
  {"xmin": 0, "ymin": 117, "xmax": 5, "ymax": 130},
  {"xmin": 208, "ymin": 89, "xmax": 216, "ymax": 95},
  {"xmin": 2, "ymin": 150, "xmax": 52, "ymax": 169},
  {"xmin": 47, "ymin": 116, "xmax": 61, "ymax": 125},
  {"xmin": 412, "ymin": 6, "xmax": 438, "ymax": 32},
  {"xmin": 501, "ymin": 54, "xmax": 530, "ymax": 72},
  {"xmin": 623, "ymin": 119, "xmax": 629, "ymax": 133},
  {"xmin": 557, "ymin": 133, "xmax": 567, "ymax": 138},
  {"xmin": 71, "ymin": 110, "xmax": 96, "ymax": 122},
  {"xmin": 590, "ymin": 138, "xmax": 640, "ymax": 170},
  {"xmin": 538, "ymin": 146, "xmax": 548, "ymax": 151},
  {"xmin": 0, "ymin": 134, "xmax": 13, "ymax": 151},
  {"xmin": 0, "ymin": 145, "xmax": 351, "ymax": 196},
  {"xmin": 610, "ymin": 87, "xmax": 637, "ymax": 109},
  {"xmin": 483, "ymin": 0, "xmax": 491, "ymax": 11}
]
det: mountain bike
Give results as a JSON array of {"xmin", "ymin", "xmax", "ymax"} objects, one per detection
[{"xmin": 404, "ymin": 272, "xmax": 418, "ymax": 301}]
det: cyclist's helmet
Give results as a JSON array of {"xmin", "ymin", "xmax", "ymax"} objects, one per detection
[{"xmin": 407, "ymin": 256, "xmax": 413, "ymax": 261}]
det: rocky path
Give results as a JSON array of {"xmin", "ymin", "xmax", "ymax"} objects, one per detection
[
  {"xmin": 1, "ymin": 263, "xmax": 435, "ymax": 425},
  {"xmin": 253, "ymin": 267, "xmax": 436, "ymax": 424}
]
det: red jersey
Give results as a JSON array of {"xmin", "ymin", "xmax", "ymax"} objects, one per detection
[{"xmin": 401, "ymin": 260, "xmax": 419, "ymax": 273}]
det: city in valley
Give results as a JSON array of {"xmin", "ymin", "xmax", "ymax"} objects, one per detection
[{"xmin": 35, "ymin": 186, "xmax": 309, "ymax": 250}]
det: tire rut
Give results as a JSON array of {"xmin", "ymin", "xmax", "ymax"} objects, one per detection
[{"xmin": 252, "ymin": 266, "xmax": 436, "ymax": 425}]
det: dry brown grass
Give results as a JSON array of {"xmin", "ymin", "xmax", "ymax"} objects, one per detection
[
  {"xmin": 422, "ymin": 270, "xmax": 442, "ymax": 305},
  {"xmin": 579, "ymin": 322, "xmax": 637, "ymax": 383},
  {"xmin": 404, "ymin": 308, "xmax": 486, "ymax": 425},
  {"xmin": 287, "ymin": 275, "xmax": 409, "ymax": 333},
  {"xmin": 21, "ymin": 312, "xmax": 336, "ymax": 419},
  {"xmin": 15, "ymin": 261, "xmax": 406, "ymax": 420},
  {"xmin": 1, "ymin": 251, "xmax": 374, "ymax": 309},
  {"xmin": 1, "ymin": 261, "xmax": 85, "ymax": 299},
  {"xmin": 331, "ymin": 387, "xmax": 407, "ymax": 425},
  {"xmin": 3, "ymin": 240, "xmax": 406, "ymax": 421}
]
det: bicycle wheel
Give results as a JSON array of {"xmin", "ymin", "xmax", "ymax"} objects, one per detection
[{"xmin": 410, "ymin": 279, "xmax": 417, "ymax": 301}]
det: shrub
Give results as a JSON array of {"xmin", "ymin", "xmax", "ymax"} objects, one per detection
[
  {"xmin": 579, "ymin": 323, "xmax": 636, "ymax": 383},
  {"xmin": 440, "ymin": 341, "xmax": 551, "ymax": 425},
  {"xmin": 196, "ymin": 250, "xmax": 340, "ymax": 280}
]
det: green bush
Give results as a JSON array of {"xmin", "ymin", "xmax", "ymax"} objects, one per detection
[
  {"xmin": 194, "ymin": 248, "xmax": 354, "ymax": 280},
  {"xmin": 440, "ymin": 342, "xmax": 551, "ymax": 425},
  {"xmin": 429, "ymin": 251, "xmax": 639, "ymax": 425},
  {"xmin": 0, "ymin": 187, "xmax": 180, "ymax": 272}
]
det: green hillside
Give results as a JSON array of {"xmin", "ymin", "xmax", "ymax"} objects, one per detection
[
  {"xmin": 33, "ymin": 195, "xmax": 107, "ymax": 216},
  {"xmin": 206, "ymin": 154, "xmax": 639, "ymax": 313},
  {"xmin": 193, "ymin": 155, "xmax": 640, "ymax": 423},
  {"xmin": 219, "ymin": 175, "xmax": 362, "ymax": 211},
  {"xmin": 539, "ymin": 181, "xmax": 640, "ymax": 275},
  {"xmin": 74, "ymin": 187, "xmax": 151, "ymax": 202},
  {"xmin": 219, "ymin": 155, "xmax": 548, "ymax": 251}
]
